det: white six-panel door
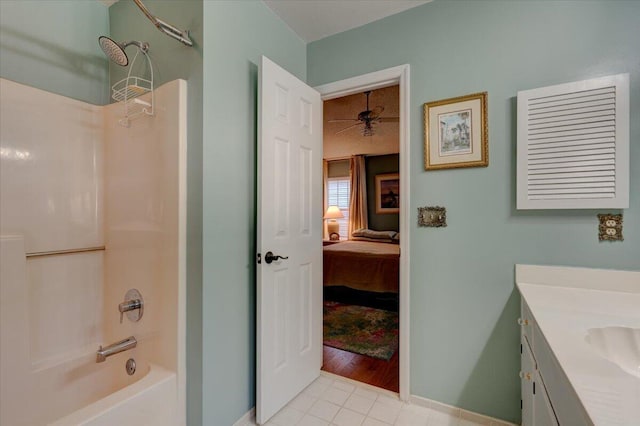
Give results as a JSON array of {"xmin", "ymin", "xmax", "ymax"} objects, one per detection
[{"xmin": 256, "ymin": 56, "xmax": 323, "ymax": 425}]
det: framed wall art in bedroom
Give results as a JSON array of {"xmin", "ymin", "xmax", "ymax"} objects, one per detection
[{"xmin": 375, "ymin": 173, "xmax": 399, "ymax": 214}]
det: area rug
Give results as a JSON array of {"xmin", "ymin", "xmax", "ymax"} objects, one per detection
[{"xmin": 323, "ymin": 301, "xmax": 398, "ymax": 360}]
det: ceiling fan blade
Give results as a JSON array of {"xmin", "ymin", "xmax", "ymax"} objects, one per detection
[
  {"xmin": 369, "ymin": 106, "xmax": 384, "ymax": 119},
  {"xmin": 378, "ymin": 117, "xmax": 399, "ymax": 122},
  {"xmin": 335, "ymin": 122, "xmax": 364, "ymax": 135},
  {"xmin": 328, "ymin": 119, "xmax": 360, "ymax": 122}
]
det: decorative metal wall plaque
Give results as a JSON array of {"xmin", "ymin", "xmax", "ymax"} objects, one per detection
[
  {"xmin": 418, "ymin": 206, "xmax": 447, "ymax": 227},
  {"xmin": 598, "ymin": 213, "xmax": 623, "ymax": 241}
]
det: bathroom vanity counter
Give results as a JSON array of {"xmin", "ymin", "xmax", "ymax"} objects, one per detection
[{"xmin": 516, "ymin": 265, "xmax": 640, "ymax": 426}]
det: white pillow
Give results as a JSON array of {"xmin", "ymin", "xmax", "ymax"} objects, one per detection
[
  {"xmin": 351, "ymin": 228, "xmax": 397, "ymax": 240},
  {"xmin": 351, "ymin": 236, "xmax": 394, "ymax": 243}
]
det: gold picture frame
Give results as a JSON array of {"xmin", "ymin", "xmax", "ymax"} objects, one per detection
[
  {"xmin": 424, "ymin": 92, "xmax": 488, "ymax": 170},
  {"xmin": 375, "ymin": 173, "xmax": 399, "ymax": 214}
]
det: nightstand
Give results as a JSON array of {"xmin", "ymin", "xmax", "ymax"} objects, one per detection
[{"xmin": 323, "ymin": 240, "xmax": 341, "ymax": 246}]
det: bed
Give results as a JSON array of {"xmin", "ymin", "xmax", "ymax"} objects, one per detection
[{"xmin": 323, "ymin": 240, "xmax": 399, "ymax": 293}]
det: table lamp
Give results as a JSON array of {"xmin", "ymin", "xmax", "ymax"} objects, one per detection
[{"xmin": 323, "ymin": 206, "xmax": 344, "ymax": 240}]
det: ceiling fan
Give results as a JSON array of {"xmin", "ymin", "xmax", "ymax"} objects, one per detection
[{"xmin": 329, "ymin": 90, "xmax": 399, "ymax": 136}]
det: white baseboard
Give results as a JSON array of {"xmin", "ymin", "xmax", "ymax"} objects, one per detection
[{"xmin": 409, "ymin": 394, "xmax": 519, "ymax": 426}]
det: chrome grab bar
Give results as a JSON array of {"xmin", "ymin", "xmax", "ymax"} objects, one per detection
[
  {"xmin": 96, "ymin": 336, "xmax": 137, "ymax": 363},
  {"xmin": 26, "ymin": 246, "xmax": 105, "ymax": 258}
]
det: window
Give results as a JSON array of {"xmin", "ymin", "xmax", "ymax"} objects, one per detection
[{"xmin": 327, "ymin": 177, "xmax": 350, "ymax": 239}]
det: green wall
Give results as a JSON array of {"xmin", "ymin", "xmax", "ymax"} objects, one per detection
[
  {"xmin": 366, "ymin": 154, "xmax": 400, "ymax": 232},
  {"xmin": 0, "ymin": 0, "xmax": 109, "ymax": 105},
  {"xmin": 201, "ymin": 1, "xmax": 306, "ymax": 424},
  {"xmin": 108, "ymin": 2, "xmax": 204, "ymax": 424},
  {"xmin": 308, "ymin": 1, "xmax": 640, "ymax": 422}
]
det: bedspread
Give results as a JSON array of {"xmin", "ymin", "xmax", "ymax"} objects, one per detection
[{"xmin": 323, "ymin": 241, "xmax": 399, "ymax": 293}]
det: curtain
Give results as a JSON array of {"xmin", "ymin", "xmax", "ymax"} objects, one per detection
[
  {"xmin": 323, "ymin": 159, "xmax": 328, "ymax": 239},
  {"xmin": 348, "ymin": 155, "xmax": 368, "ymax": 238}
]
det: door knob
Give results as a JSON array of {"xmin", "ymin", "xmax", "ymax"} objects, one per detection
[{"xmin": 264, "ymin": 251, "xmax": 288, "ymax": 264}]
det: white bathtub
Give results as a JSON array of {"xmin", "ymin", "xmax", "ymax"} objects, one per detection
[
  {"xmin": 50, "ymin": 364, "xmax": 177, "ymax": 426},
  {"xmin": 1, "ymin": 79, "xmax": 187, "ymax": 426}
]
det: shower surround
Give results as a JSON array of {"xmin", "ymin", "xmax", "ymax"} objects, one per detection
[{"xmin": 0, "ymin": 78, "xmax": 186, "ymax": 425}]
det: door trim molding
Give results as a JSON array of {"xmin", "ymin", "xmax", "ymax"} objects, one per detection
[{"xmin": 315, "ymin": 64, "xmax": 411, "ymax": 401}]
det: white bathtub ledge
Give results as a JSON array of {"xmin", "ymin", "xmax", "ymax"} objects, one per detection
[{"xmin": 49, "ymin": 364, "xmax": 177, "ymax": 426}]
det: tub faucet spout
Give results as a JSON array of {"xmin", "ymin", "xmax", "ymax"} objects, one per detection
[{"xmin": 96, "ymin": 336, "xmax": 137, "ymax": 363}]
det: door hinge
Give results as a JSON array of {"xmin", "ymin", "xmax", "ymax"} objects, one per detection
[
  {"xmin": 521, "ymin": 399, "xmax": 523, "ymax": 410},
  {"xmin": 533, "ymin": 381, "xmax": 536, "ymax": 395},
  {"xmin": 520, "ymin": 343, "xmax": 522, "ymax": 354},
  {"xmin": 257, "ymin": 253, "xmax": 261, "ymax": 264}
]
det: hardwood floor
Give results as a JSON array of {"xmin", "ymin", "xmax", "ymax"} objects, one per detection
[{"xmin": 321, "ymin": 345, "xmax": 399, "ymax": 392}]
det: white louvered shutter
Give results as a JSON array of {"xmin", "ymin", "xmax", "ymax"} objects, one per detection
[
  {"xmin": 327, "ymin": 177, "xmax": 350, "ymax": 238},
  {"xmin": 517, "ymin": 74, "xmax": 629, "ymax": 209}
]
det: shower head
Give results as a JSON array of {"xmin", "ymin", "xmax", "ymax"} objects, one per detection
[{"xmin": 99, "ymin": 36, "xmax": 149, "ymax": 67}]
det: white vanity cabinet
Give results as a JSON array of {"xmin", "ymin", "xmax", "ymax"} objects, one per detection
[
  {"xmin": 519, "ymin": 300, "xmax": 558, "ymax": 426},
  {"xmin": 516, "ymin": 265, "xmax": 640, "ymax": 426}
]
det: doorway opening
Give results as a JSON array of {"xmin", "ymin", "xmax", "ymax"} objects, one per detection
[
  {"xmin": 316, "ymin": 63, "xmax": 410, "ymax": 398},
  {"xmin": 321, "ymin": 86, "xmax": 400, "ymax": 392}
]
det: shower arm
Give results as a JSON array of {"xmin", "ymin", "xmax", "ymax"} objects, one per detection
[{"xmin": 132, "ymin": 0, "xmax": 193, "ymax": 47}]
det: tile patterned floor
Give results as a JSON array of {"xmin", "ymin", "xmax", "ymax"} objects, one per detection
[{"xmin": 240, "ymin": 373, "xmax": 511, "ymax": 426}]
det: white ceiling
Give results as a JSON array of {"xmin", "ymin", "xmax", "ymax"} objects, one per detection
[
  {"xmin": 96, "ymin": 1, "xmax": 432, "ymax": 42},
  {"xmin": 263, "ymin": 0, "xmax": 432, "ymax": 43}
]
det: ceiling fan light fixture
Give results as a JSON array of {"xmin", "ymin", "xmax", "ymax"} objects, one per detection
[
  {"xmin": 329, "ymin": 89, "xmax": 398, "ymax": 136},
  {"xmin": 362, "ymin": 125, "xmax": 374, "ymax": 137}
]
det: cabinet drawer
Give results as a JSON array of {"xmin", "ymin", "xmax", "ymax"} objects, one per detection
[{"xmin": 520, "ymin": 299, "xmax": 535, "ymax": 359}]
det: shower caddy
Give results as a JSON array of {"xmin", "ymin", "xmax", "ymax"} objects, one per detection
[{"xmin": 111, "ymin": 48, "xmax": 154, "ymax": 127}]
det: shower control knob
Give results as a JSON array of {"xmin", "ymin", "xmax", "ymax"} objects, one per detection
[
  {"xmin": 119, "ymin": 299, "xmax": 142, "ymax": 323},
  {"xmin": 119, "ymin": 289, "xmax": 144, "ymax": 323}
]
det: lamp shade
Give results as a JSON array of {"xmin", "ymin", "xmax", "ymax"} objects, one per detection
[{"xmin": 323, "ymin": 206, "xmax": 344, "ymax": 219}]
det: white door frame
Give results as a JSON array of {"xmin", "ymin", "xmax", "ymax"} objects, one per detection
[{"xmin": 315, "ymin": 64, "xmax": 411, "ymax": 401}]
